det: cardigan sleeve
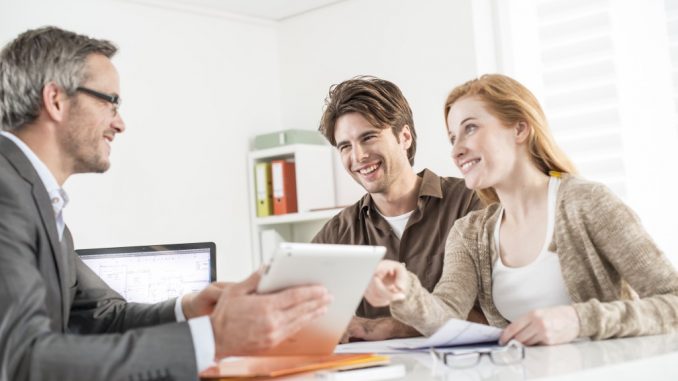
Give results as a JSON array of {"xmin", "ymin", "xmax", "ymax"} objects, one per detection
[
  {"xmin": 390, "ymin": 221, "xmax": 480, "ymax": 336},
  {"xmin": 571, "ymin": 183, "xmax": 678, "ymax": 339}
]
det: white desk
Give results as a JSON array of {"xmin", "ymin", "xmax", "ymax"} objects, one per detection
[
  {"xmin": 397, "ymin": 332, "xmax": 678, "ymax": 380},
  {"xmin": 271, "ymin": 333, "xmax": 678, "ymax": 381}
]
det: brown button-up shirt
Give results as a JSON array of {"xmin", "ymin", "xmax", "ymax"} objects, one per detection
[{"xmin": 312, "ymin": 169, "xmax": 481, "ymax": 318}]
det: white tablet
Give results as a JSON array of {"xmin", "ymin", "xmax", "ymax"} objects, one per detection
[{"xmin": 256, "ymin": 242, "xmax": 386, "ymax": 356}]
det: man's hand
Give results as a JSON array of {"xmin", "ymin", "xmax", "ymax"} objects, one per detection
[
  {"xmin": 210, "ymin": 270, "xmax": 332, "ymax": 358},
  {"xmin": 181, "ymin": 282, "xmax": 229, "ymax": 319},
  {"xmin": 499, "ymin": 305, "xmax": 580, "ymax": 346},
  {"xmin": 340, "ymin": 316, "xmax": 420, "ymax": 343},
  {"xmin": 364, "ymin": 260, "xmax": 408, "ymax": 307}
]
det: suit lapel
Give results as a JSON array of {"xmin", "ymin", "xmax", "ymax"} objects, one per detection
[
  {"xmin": 61, "ymin": 226, "xmax": 75, "ymax": 328},
  {"xmin": 0, "ymin": 135, "xmax": 69, "ymax": 329}
]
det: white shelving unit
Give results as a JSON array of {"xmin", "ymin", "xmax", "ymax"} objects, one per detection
[
  {"xmin": 254, "ymin": 208, "xmax": 344, "ymax": 226},
  {"xmin": 247, "ymin": 144, "xmax": 343, "ymax": 268}
]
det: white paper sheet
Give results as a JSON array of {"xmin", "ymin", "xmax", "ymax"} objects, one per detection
[
  {"xmin": 335, "ymin": 319, "xmax": 502, "ymax": 353},
  {"xmin": 392, "ymin": 319, "xmax": 501, "ymax": 349},
  {"xmin": 335, "ymin": 338, "xmax": 422, "ymax": 354}
]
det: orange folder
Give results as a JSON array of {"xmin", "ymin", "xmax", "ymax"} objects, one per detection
[
  {"xmin": 199, "ymin": 353, "xmax": 389, "ymax": 379},
  {"xmin": 271, "ymin": 159, "xmax": 298, "ymax": 215}
]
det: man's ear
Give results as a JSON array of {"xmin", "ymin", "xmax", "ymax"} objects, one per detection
[
  {"xmin": 515, "ymin": 121, "xmax": 530, "ymax": 144},
  {"xmin": 399, "ymin": 125, "xmax": 413, "ymax": 150},
  {"xmin": 42, "ymin": 82, "xmax": 68, "ymax": 123}
]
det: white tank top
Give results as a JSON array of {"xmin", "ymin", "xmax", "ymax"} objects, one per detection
[{"xmin": 491, "ymin": 176, "xmax": 572, "ymax": 322}]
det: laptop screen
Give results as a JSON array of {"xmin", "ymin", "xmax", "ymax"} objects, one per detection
[{"xmin": 77, "ymin": 242, "xmax": 216, "ymax": 304}]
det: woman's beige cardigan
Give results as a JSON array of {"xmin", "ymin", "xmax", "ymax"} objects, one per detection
[{"xmin": 391, "ymin": 175, "xmax": 678, "ymax": 339}]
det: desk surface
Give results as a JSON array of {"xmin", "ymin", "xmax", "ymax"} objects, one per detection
[{"xmin": 266, "ymin": 333, "xmax": 678, "ymax": 381}]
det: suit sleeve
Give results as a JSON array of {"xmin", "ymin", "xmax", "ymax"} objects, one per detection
[
  {"xmin": 572, "ymin": 184, "xmax": 678, "ymax": 339},
  {"xmin": 0, "ymin": 182, "xmax": 199, "ymax": 381},
  {"xmin": 68, "ymin": 256, "xmax": 178, "ymax": 335}
]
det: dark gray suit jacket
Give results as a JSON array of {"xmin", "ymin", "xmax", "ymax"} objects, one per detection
[{"xmin": 0, "ymin": 135, "xmax": 199, "ymax": 381}]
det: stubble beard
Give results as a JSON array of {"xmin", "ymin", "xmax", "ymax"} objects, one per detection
[
  {"xmin": 355, "ymin": 169, "xmax": 392, "ymax": 195},
  {"xmin": 61, "ymin": 110, "xmax": 110, "ymax": 175}
]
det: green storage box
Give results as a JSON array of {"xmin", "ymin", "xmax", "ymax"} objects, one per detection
[{"xmin": 253, "ymin": 129, "xmax": 327, "ymax": 150}]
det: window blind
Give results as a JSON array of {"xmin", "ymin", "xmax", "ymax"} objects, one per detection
[
  {"xmin": 665, "ymin": 0, "xmax": 678, "ymax": 133},
  {"xmin": 535, "ymin": 0, "xmax": 627, "ymax": 197}
]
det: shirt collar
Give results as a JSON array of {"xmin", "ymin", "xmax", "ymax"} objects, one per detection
[
  {"xmin": 417, "ymin": 168, "xmax": 444, "ymax": 198},
  {"xmin": 359, "ymin": 168, "xmax": 443, "ymax": 215},
  {"xmin": 0, "ymin": 131, "xmax": 69, "ymax": 210}
]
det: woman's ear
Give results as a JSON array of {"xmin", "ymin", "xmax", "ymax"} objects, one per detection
[{"xmin": 514, "ymin": 121, "xmax": 530, "ymax": 144}]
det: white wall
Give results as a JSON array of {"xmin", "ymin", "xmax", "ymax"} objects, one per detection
[
  {"xmin": 0, "ymin": 0, "xmax": 283, "ymax": 280},
  {"xmin": 0, "ymin": 0, "xmax": 490, "ymax": 281},
  {"xmin": 277, "ymin": 0, "xmax": 483, "ymax": 205}
]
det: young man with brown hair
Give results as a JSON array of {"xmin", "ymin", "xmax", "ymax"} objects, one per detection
[{"xmin": 314, "ymin": 76, "xmax": 484, "ymax": 341}]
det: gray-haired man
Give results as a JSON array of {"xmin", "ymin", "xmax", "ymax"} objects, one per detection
[{"xmin": 0, "ymin": 26, "xmax": 331, "ymax": 381}]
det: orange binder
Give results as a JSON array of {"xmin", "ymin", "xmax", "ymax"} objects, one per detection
[
  {"xmin": 271, "ymin": 159, "xmax": 298, "ymax": 215},
  {"xmin": 199, "ymin": 353, "xmax": 389, "ymax": 379}
]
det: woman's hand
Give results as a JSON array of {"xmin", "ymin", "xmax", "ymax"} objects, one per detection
[
  {"xmin": 364, "ymin": 260, "xmax": 409, "ymax": 307},
  {"xmin": 499, "ymin": 305, "xmax": 580, "ymax": 345}
]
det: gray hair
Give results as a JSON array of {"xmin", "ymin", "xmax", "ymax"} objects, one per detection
[{"xmin": 0, "ymin": 26, "xmax": 117, "ymax": 131}]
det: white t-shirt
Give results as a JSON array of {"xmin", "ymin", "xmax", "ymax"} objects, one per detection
[
  {"xmin": 492, "ymin": 176, "xmax": 572, "ymax": 322},
  {"xmin": 378, "ymin": 210, "xmax": 414, "ymax": 240}
]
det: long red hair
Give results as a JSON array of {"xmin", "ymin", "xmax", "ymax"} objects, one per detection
[{"xmin": 444, "ymin": 74, "xmax": 576, "ymax": 205}]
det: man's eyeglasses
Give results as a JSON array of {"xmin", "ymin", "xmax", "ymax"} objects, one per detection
[
  {"xmin": 76, "ymin": 86, "xmax": 121, "ymax": 116},
  {"xmin": 429, "ymin": 340, "xmax": 525, "ymax": 368}
]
